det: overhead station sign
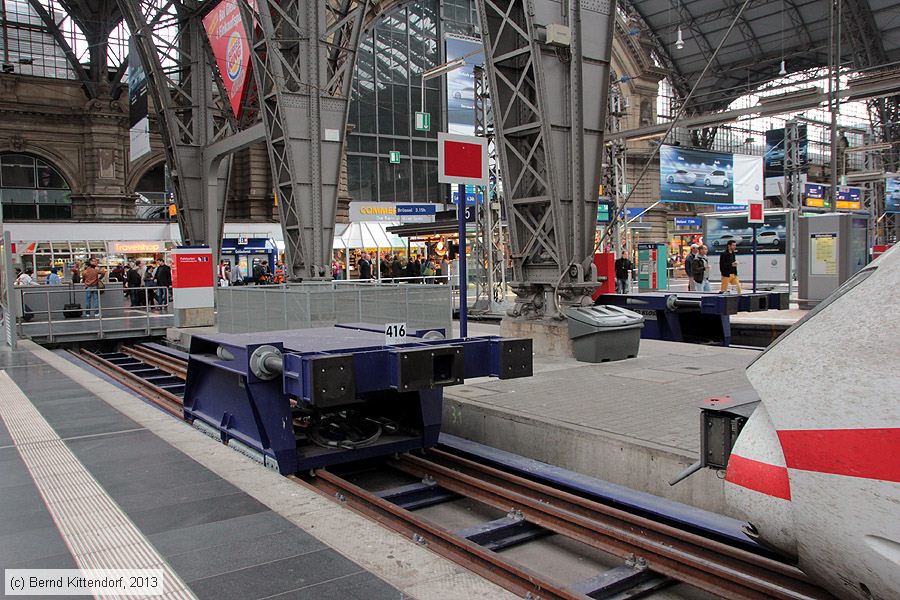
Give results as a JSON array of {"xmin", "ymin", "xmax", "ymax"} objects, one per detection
[
  {"xmin": 350, "ymin": 202, "xmax": 437, "ymax": 223},
  {"xmin": 203, "ymin": 0, "xmax": 254, "ymax": 118}
]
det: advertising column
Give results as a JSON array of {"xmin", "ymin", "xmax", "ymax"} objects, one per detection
[{"xmin": 172, "ymin": 247, "xmax": 216, "ymax": 327}]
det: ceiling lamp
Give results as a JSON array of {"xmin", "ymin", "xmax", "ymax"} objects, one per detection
[
  {"xmin": 675, "ymin": 27, "xmax": 685, "ymax": 50},
  {"xmin": 778, "ymin": 59, "xmax": 787, "ymax": 76}
]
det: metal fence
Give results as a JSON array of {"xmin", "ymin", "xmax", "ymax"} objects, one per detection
[
  {"xmin": 216, "ymin": 280, "xmax": 453, "ymax": 335},
  {"xmin": 13, "ymin": 284, "xmax": 173, "ymax": 343}
]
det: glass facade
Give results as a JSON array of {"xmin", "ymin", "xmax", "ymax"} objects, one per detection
[
  {"xmin": 0, "ymin": 153, "xmax": 71, "ymax": 219},
  {"xmin": 346, "ymin": 0, "xmax": 479, "ymax": 206}
]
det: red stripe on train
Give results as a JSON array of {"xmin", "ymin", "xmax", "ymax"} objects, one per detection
[
  {"xmin": 725, "ymin": 454, "xmax": 792, "ymax": 500},
  {"xmin": 777, "ymin": 428, "xmax": 900, "ymax": 483}
]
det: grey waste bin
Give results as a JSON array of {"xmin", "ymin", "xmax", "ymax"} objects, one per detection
[{"xmin": 565, "ymin": 305, "xmax": 644, "ymax": 363}]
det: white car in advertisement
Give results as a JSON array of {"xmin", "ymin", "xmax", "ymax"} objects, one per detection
[
  {"xmin": 756, "ymin": 230, "xmax": 782, "ymax": 247},
  {"xmin": 666, "ymin": 169, "xmax": 697, "ymax": 185},
  {"xmin": 712, "ymin": 234, "xmax": 743, "ymax": 248},
  {"xmin": 704, "ymin": 170, "xmax": 729, "ymax": 188}
]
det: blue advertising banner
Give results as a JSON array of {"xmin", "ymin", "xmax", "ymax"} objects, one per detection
[
  {"xmin": 445, "ymin": 35, "xmax": 483, "ymax": 136},
  {"xmin": 674, "ymin": 217, "xmax": 702, "ymax": 227},
  {"xmin": 887, "ymin": 175, "xmax": 900, "ymax": 213},
  {"xmin": 660, "ymin": 146, "xmax": 735, "ymax": 204}
]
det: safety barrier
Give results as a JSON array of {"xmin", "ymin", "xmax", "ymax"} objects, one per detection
[
  {"xmin": 216, "ymin": 280, "xmax": 453, "ymax": 335},
  {"xmin": 13, "ymin": 284, "xmax": 173, "ymax": 343}
]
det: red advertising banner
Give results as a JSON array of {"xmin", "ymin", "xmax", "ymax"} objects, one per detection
[
  {"xmin": 203, "ymin": 1, "xmax": 253, "ymax": 118},
  {"xmin": 172, "ymin": 251, "xmax": 215, "ymax": 289}
]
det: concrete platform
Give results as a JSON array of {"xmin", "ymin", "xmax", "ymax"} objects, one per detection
[
  {"xmin": 444, "ymin": 322, "xmax": 761, "ymax": 515},
  {"xmin": 0, "ymin": 340, "xmax": 516, "ymax": 600}
]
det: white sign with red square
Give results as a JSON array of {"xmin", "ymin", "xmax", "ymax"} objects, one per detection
[
  {"xmin": 437, "ymin": 132, "xmax": 489, "ymax": 186},
  {"xmin": 748, "ymin": 199, "xmax": 765, "ymax": 224},
  {"xmin": 171, "ymin": 247, "xmax": 215, "ymax": 309}
]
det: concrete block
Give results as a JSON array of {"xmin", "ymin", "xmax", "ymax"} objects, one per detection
[
  {"xmin": 442, "ymin": 396, "xmax": 728, "ymax": 515},
  {"xmin": 174, "ymin": 307, "xmax": 215, "ymax": 328},
  {"xmin": 500, "ymin": 318, "xmax": 573, "ymax": 358}
]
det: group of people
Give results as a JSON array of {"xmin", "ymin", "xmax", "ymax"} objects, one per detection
[
  {"xmin": 115, "ymin": 259, "xmax": 172, "ymax": 308},
  {"xmin": 377, "ymin": 253, "xmax": 447, "ymax": 283},
  {"xmin": 330, "ymin": 252, "xmax": 450, "ymax": 283},
  {"xmin": 684, "ymin": 241, "xmax": 742, "ymax": 293},
  {"xmin": 613, "ymin": 239, "xmax": 743, "ymax": 295},
  {"xmin": 218, "ymin": 259, "xmax": 285, "ymax": 286}
]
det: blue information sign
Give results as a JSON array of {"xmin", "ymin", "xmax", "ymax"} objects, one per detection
[
  {"xmin": 715, "ymin": 203, "xmax": 748, "ymax": 213},
  {"xmin": 451, "ymin": 186, "xmax": 481, "ymax": 205},
  {"xmin": 395, "ymin": 204, "xmax": 437, "ymax": 216},
  {"xmin": 674, "ymin": 217, "xmax": 702, "ymax": 227}
]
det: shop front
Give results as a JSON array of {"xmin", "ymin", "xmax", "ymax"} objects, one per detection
[
  {"xmin": 221, "ymin": 237, "xmax": 278, "ymax": 283},
  {"xmin": 16, "ymin": 239, "xmax": 173, "ymax": 282}
]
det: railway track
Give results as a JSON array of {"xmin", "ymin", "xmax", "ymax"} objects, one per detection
[{"xmin": 75, "ymin": 344, "xmax": 836, "ymax": 600}]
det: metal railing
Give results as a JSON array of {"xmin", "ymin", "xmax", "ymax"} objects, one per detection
[
  {"xmin": 14, "ymin": 284, "xmax": 174, "ymax": 342},
  {"xmin": 216, "ymin": 280, "xmax": 452, "ymax": 335}
]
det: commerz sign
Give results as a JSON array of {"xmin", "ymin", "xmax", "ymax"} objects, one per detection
[{"xmin": 350, "ymin": 202, "xmax": 437, "ymax": 223}]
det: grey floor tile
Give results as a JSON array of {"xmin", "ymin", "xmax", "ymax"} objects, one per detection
[
  {"xmin": 48, "ymin": 414, "xmax": 139, "ymax": 439},
  {"xmin": 115, "ymin": 477, "xmax": 241, "ymax": 515},
  {"xmin": 4, "ymin": 551, "xmax": 78, "ymax": 570},
  {"xmin": 0, "ymin": 464, "xmax": 37, "ymax": 490},
  {"xmin": 263, "ymin": 571, "xmax": 405, "ymax": 600},
  {"xmin": 0, "ymin": 526, "xmax": 68, "ymax": 564},
  {"xmin": 66, "ymin": 430, "xmax": 186, "ymax": 469},
  {"xmin": 168, "ymin": 529, "xmax": 326, "ymax": 582},
  {"xmin": 128, "ymin": 492, "xmax": 269, "ymax": 536},
  {"xmin": 0, "ymin": 505, "xmax": 55, "ymax": 537},
  {"xmin": 88, "ymin": 457, "xmax": 223, "ymax": 497},
  {"xmin": 188, "ymin": 552, "xmax": 362, "ymax": 600},
  {"xmin": 149, "ymin": 511, "xmax": 292, "ymax": 557}
]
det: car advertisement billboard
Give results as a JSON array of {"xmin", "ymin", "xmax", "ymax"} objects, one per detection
[
  {"xmin": 445, "ymin": 35, "xmax": 483, "ymax": 136},
  {"xmin": 203, "ymin": 0, "xmax": 254, "ymax": 118},
  {"xmin": 660, "ymin": 146, "xmax": 762, "ymax": 204},
  {"xmin": 703, "ymin": 211, "xmax": 790, "ymax": 283},
  {"xmin": 886, "ymin": 174, "xmax": 900, "ymax": 213}
]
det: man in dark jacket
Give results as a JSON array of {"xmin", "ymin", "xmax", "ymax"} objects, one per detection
[
  {"xmin": 614, "ymin": 252, "xmax": 632, "ymax": 294},
  {"xmin": 358, "ymin": 253, "xmax": 372, "ymax": 280},
  {"xmin": 126, "ymin": 261, "xmax": 144, "ymax": 306},
  {"xmin": 390, "ymin": 255, "xmax": 403, "ymax": 280},
  {"xmin": 684, "ymin": 244, "xmax": 698, "ymax": 291},
  {"xmin": 719, "ymin": 240, "xmax": 742, "ymax": 293},
  {"xmin": 154, "ymin": 259, "xmax": 172, "ymax": 306}
]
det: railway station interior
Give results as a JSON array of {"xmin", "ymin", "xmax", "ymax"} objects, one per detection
[{"xmin": 0, "ymin": 0, "xmax": 898, "ymax": 599}]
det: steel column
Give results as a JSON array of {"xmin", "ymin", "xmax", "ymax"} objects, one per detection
[{"xmin": 476, "ymin": 0, "xmax": 616, "ymax": 317}]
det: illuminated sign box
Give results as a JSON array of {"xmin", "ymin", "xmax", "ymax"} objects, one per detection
[{"xmin": 110, "ymin": 241, "xmax": 165, "ymax": 254}]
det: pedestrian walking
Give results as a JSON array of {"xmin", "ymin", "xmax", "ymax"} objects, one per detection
[
  {"xmin": 614, "ymin": 251, "xmax": 633, "ymax": 294},
  {"xmin": 719, "ymin": 240, "xmax": 743, "ymax": 294}
]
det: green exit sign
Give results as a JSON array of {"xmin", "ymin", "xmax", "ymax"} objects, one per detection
[
  {"xmin": 389, "ymin": 150, "xmax": 401, "ymax": 164},
  {"xmin": 415, "ymin": 111, "xmax": 430, "ymax": 131}
]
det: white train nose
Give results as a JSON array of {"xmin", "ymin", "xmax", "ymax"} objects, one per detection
[{"xmin": 724, "ymin": 404, "xmax": 797, "ymax": 559}]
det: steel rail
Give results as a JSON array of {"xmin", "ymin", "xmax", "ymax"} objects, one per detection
[
  {"xmin": 74, "ymin": 349, "xmax": 184, "ymax": 417},
  {"xmin": 426, "ymin": 447, "xmax": 801, "ymax": 578},
  {"xmin": 293, "ymin": 471, "xmax": 588, "ymax": 600},
  {"xmin": 395, "ymin": 452, "xmax": 834, "ymax": 600},
  {"xmin": 121, "ymin": 345, "xmax": 188, "ymax": 379}
]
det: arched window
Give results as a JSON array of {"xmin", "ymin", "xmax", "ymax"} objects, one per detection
[{"xmin": 0, "ymin": 153, "xmax": 71, "ymax": 220}]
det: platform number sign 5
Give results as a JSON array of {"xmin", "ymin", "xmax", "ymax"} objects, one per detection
[{"xmin": 385, "ymin": 322, "xmax": 407, "ymax": 345}]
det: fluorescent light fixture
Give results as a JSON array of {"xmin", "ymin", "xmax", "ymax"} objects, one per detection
[
  {"xmin": 842, "ymin": 170, "xmax": 886, "ymax": 182},
  {"xmin": 757, "ymin": 86, "xmax": 822, "ymax": 105},
  {"xmin": 423, "ymin": 58, "xmax": 466, "ymax": 81},
  {"xmin": 843, "ymin": 143, "xmax": 893, "ymax": 153}
]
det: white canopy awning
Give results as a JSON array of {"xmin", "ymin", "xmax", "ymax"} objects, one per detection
[{"xmin": 333, "ymin": 222, "xmax": 409, "ymax": 250}]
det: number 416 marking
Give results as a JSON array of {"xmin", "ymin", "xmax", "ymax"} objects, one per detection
[{"xmin": 385, "ymin": 323, "xmax": 406, "ymax": 345}]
